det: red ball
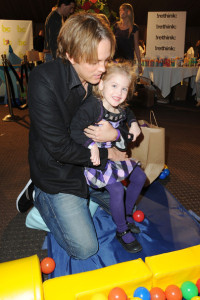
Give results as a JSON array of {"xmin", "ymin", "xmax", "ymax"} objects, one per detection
[
  {"xmin": 121, "ymin": 179, "xmax": 129, "ymax": 187},
  {"xmin": 196, "ymin": 278, "xmax": 200, "ymax": 293},
  {"xmin": 165, "ymin": 285, "xmax": 182, "ymax": 300},
  {"xmin": 150, "ymin": 287, "xmax": 166, "ymax": 300},
  {"xmin": 108, "ymin": 287, "xmax": 127, "ymax": 300},
  {"xmin": 133, "ymin": 210, "xmax": 145, "ymax": 222},
  {"xmin": 40, "ymin": 257, "xmax": 56, "ymax": 274}
]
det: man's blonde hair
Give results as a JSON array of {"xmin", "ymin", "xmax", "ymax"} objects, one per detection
[
  {"xmin": 57, "ymin": 12, "xmax": 116, "ymax": 62},
  {"xmin": 93, "ymin": 61, "xmax": 136, "ymax": 103}
]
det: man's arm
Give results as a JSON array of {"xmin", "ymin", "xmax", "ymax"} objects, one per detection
[{"xmin": 28, "ymin": 67, "xmax": 104, "ymax": 167}]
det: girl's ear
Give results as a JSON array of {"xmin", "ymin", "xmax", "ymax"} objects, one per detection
[{"xmin": 98, "ymin": 79, "xmax": 104, "ymax": 91}]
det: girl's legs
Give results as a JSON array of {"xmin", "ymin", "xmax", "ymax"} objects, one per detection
[
  {"xmin": 125, "ymin": 165, "xmax": 147, "ymax": 224},
  {"xmin": 105, "ymin": 182, "xmax": 135, "ymax": 243}
]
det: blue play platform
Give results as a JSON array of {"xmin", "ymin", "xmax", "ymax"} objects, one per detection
[{"xmin": 46, "ymin": 181, "xmax": 200, "ymax": 278}]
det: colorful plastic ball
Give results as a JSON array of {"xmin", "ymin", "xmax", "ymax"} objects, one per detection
[
  {"xmin": 121, "ymin": 179, "xmax": 129, "ymax": 187},
  {"xmin": 165, "ymin": 284, "xmax": 182, "ymax": 300},
  {"xmin": 40, "ymin": 257, "xmax": 56, "ymax": 274},
  {"xmin": 134, "ymin": 286, "xmax": 150, "ymax": 300},
  {"xmin": 159, "ymin": 171, "xmax": 167, "ymax": 180},
  {"xmin": 91, "ymin": 293, "xmax": 107, "ymax": 300},
  {"xmin": 108, "ymin": 287, "xmax": 127, "ymax": 300},
  {"xmin": 163, "ymin": 168, "xmax": 170, "ymax": 176},
  {"xmin": 196, "ymin": 278, "xmax": 200, "ymax": 293},
  {"xmin": 164, "ymin": 164, "xmax": 168, "ymax": 169},
  {"xmin": 191, "ymin": 297, "xmax": 200, "ymax": 300},
  {"xmin": 181, "ymin": 281, "xmax": 198, "ymax": 300},
  {"xmin": 133, "ymin": 210, "xmax": 145, "ymax": 222},
  {"xmin": 150, "ymin": 287, "xmax": 166, "ymax": 300},
  {"xmin": 132, "ymin": 298, "xmax": 143, "ymax": 300}
]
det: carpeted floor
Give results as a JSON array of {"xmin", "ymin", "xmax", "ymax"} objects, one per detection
[{"xmin": 0, "ymin": 98, "xmax": 200, "ymax": 264}]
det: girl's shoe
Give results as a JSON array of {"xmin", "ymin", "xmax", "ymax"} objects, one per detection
[
  {"xmin": 116, "ymin": 230, "xmax": 142, "ymax": 253},
  {"xmin": 127, "ymin": 222, "xmax": 140, "ymax": 233},
  {"xmin": 126, "ymin": 214, "xmax": 141, "ymax": 233}
]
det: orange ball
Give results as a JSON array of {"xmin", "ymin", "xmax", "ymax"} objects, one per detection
[
  {"xmin": 165, "ymin": 285, "xmax": 182, "ymax": 300},
  {"xmin": 108, "ymin": 287, "xmax": 127, "ymax": 300},
  {"xmin": 150, "ymin": 287, "xmax": 166, "ymax": 300},
  {"xmin": 40, "ymin": 257, "xmax": 56, "ymax": 274}
]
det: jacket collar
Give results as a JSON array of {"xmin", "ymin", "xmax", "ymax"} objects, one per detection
[{"xmin": 63, "ymin": 59, "xmax": 92, "ymax": 96}]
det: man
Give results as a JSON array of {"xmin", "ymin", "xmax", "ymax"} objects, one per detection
[
  {"xmin": 44, "ymin": 0, "xmax": 75, "ymax": 59},
  {"xmin": 25, "ymin": 13, "xmax": 136, "ymax": 260}
]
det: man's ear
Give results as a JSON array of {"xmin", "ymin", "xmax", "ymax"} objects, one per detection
[
  {"xmin": 98, "ymin": 79, "xmax": 104, "ymax": 91},
  {"xmin": 66, "ymin": 53, "xmax": 75, "ymax": 64}
]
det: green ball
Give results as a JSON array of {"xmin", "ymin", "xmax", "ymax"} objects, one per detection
[{"xmin": 181, "ymin": 281, "xmax": 198, "ymax": 300}]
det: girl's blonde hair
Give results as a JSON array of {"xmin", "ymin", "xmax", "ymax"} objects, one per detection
[
  {"xmin": 93, "ymin": 61, "xmax": 136, "ymax": 105},
  {"xmin": 57, "ymin": 12, "xmax": 115, "ymax": 62},
  {"xmin": 119, "ymin": 3, "xmax": 135, "ymax": 37}
]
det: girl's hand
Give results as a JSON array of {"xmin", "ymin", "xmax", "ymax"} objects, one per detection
[
  {"xmin": 129, "ymin": 122, "xmax": 141, "ymax": 141},
  {"xmin": 90, "ymin": 143, "xmax": 100, "ymax": 166}
]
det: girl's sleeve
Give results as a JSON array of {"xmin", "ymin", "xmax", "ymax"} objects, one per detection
[
  {"xmin": 125, "ymin": 106, "xmax": 137, "ymax": 126},
  {"xmin": 70, "ymin": 96, "xmax": 101, "ymax": 148}
]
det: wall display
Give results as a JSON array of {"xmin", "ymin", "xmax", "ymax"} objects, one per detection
[
  {"xmin": 146, "ymin": 11, "xmax": 186, "ymax": 58},
  {"xmin": 0, "ymin": 20, "xmax": 33, "ymax": 60}
]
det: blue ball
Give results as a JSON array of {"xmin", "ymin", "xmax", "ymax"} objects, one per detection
[
  {"xmin": 134, "ymin": 287, "xmax": 151, "ymax": 300},
  {"xmin": 163, "ymin": 168, "xmax": 170, "ymax": 176},
  {"xmin": 159, "ymin": 171, "xmax": 167, "ymax": 179}
]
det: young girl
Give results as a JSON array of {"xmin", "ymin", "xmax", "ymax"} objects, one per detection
[{"xmin": 70, "ymin": 62, "xmax": 146, "ymax": 253}]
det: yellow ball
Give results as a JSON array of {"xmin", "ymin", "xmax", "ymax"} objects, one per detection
[
  {"xmin": 191, "ymin": 297, "xmax": 200, "ymax": 300},
  {"xmin": 91, "ymin": 293, "xmax": 107, "ymax": 300}
]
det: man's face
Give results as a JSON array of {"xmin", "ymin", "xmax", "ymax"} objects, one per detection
[
  {"xmin": 62, "ymin": 2, "xmax": 75, "ymax": 18},
  {"xmin": 68, "ymin": 38, "xmax": 112, "ymax": 85}
]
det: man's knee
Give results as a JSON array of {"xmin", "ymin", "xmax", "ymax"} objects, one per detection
[{"xmin": 69, "ymin": 240, "xmax": 99, "ymax": 260}]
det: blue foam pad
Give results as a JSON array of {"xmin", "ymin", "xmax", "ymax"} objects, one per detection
[{"xmin": 47, "ymin": 181, "xmax": 200, "ymax": 278}]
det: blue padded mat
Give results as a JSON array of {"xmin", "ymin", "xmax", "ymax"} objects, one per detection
[{"xmin": 47, "ymin": 181, "xmax": 200, "ymax": 278}]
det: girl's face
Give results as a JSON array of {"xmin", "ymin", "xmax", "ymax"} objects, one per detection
[{"xmin": 99, "ymin": 72, "xmax": 130, "ymax": 112}]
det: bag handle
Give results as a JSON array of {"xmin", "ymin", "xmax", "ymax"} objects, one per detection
[{"xmin": 150, "ymin": 110, "xmax": 158, "ymax": 126}]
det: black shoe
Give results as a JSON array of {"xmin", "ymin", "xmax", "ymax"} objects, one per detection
[
  {"xmin": 127, "ymin": 222, "xmax": 141, "ymax": 234},
  {"xmin": 116, "ymin": 230, "xmax": 142, "ymax": 253},
  {"xmin": 16, "ymin": 180, "xmax": 34, "ymax": 213}
]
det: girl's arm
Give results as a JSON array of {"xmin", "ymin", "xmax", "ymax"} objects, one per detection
[{"xmin": 70, "ymin": 96, "xmax": 101, "ymax": 148}]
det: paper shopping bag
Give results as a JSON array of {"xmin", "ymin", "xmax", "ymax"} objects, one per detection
[{"xmin": 130, "ymin": 111, "xmax": 165, "ymax": 185}]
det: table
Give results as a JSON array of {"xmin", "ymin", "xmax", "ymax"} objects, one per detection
[{"xmin": 141, "ymin": 66, "xmax": 198, "ymax": 98}]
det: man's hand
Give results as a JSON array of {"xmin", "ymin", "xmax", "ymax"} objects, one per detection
[
  {"xmin": 129, "ymin": 122, "xmax": 141, "ymax": 142},
  {"xmin": 84, "ymin": 120, "xmax": 118, "ymax": 143},
  {"xmin": 108, "ymin": 147, "xmax": 128, "ymax": 162}
]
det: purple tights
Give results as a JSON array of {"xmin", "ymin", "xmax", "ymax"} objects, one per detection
[{"xmin": 105, "ymin": 164, "xmax": 146, "ymax": 243}]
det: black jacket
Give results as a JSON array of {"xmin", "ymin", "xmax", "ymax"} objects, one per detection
[
  {"xmin": 28, "ymin": 58, "xmax": 108, "ymax": 197},
  {"xmin": 70, "ymin": 95, "xmax": 136, "ymax": 151}
]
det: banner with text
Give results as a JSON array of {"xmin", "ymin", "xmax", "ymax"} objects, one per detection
[
  {"xmin": 146, "ymin": 11, "xmax": 186, "ymax": 58},
  {"xmin": 0, "ymin": 20, "xmax": 33, "ymax": 60}
]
